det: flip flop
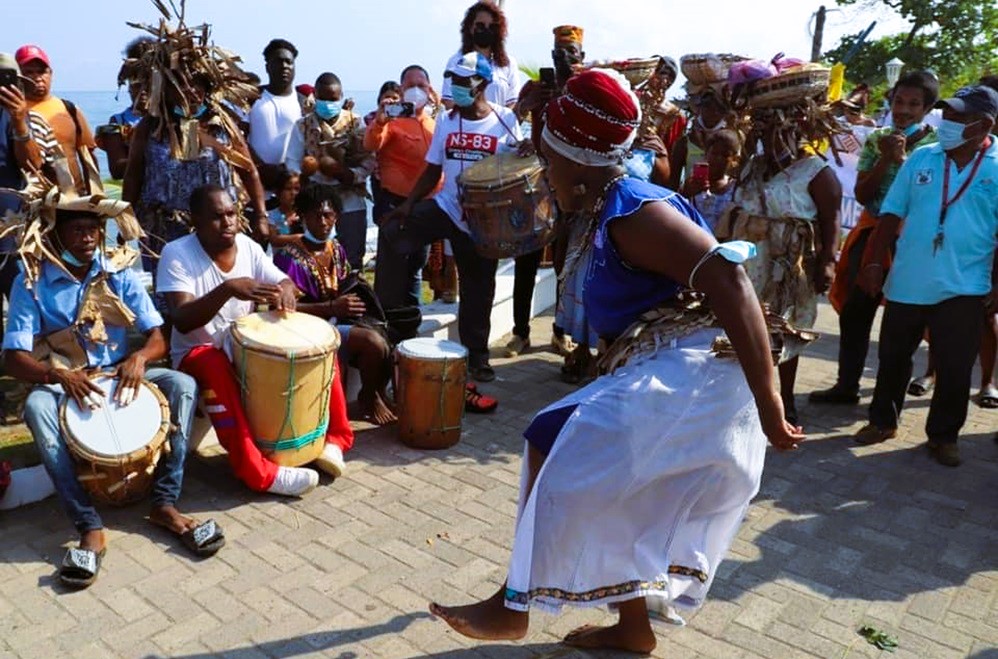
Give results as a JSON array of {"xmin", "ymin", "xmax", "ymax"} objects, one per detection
[
  {"xmin": 977, "ymin": 385, "xmax": 998, "ymax": 409},
  {"xmin": 59, "ymin": 546, "xmax": 106, "ymax": 588},
  {"xmin": 907, "ymin": 376, "xmax": 934, "ymax": 397},
  {"xmin": 152, "ymin": 516, "xmax": 225, "ymax": 557}
]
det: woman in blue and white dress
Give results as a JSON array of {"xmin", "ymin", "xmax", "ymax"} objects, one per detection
[{"xmin": 429, "ymin": 70, "xmax": 804, "ymax": 654}]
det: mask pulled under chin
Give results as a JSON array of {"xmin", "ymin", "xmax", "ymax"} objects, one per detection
[
  {"xmin": 303, "ymin": 228, "xmax": 329, "ymax": 244},
  {"xmin": 61, "ymin": 250, "xmax": 95, "ymax": 268}
]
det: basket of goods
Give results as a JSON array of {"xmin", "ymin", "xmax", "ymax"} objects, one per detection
[
  {"xmin": 747, "ymin": 64, "xmax": 831, "ymax": 108},
  {"xmin": 680, "ymin": 53, "xmax": 748, "ymax": 86},
  {"xmin": 593, "ymin": 58, "xmax": 662, "ymax": 88}
]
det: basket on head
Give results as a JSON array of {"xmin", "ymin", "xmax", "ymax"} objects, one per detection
[
  {"xmin": 747, "ymin": 65, "xmax": 831, "ymax": 109},
  {"xmin": 681, "ymin": 53, "xmax": 748, "ymax": 86},
  {"xmin": 605, "ymin": 57, "xmax": 662, "ymax": 89}
]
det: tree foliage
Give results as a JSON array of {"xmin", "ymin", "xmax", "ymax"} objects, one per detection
[{"xmin": 824, "ymin": 0, "xmax": 998, "ymax": 95}]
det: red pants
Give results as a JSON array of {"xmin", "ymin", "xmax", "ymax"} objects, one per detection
[{"xmin": 180, "ymin": 346, "xmax": 354, "ymax": 491}]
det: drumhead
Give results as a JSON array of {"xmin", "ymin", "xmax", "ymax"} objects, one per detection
[
  {"xmin": 231, "ymin": 311, "xmax": 340, "ymax": 358},
  {"xmin": 397, "ymin": 338, "xmax": 468, "ymax": 360},
  {"xmin": 458, "ymin": 152, "xmax": 541, "ymax": 187},
  {"xmin": 62, "ymin": 377, "xmax": 165, "ymax": 458}
]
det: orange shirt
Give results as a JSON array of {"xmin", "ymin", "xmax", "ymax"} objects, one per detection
[
  {"xmin": 27, "ymin": 96, "xmax": 97, "ymax": 193},
  {"xmin": 363, "ymin": 112, "xmax": 441, "ymax": 198}
]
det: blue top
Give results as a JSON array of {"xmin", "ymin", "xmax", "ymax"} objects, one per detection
[
  {"xmin": 881, "ymin": 139, "xmax": 998, "ymax": 305},
  {"xmin": 139, "ymin": 126, "xmax": 239, "ymax": 212},
  {"xmin": 585, "ymin": 177, "xmax": 712, "ymax": 339},
  {"xmin": 2, "ymin": 259, "xmax": 163, "ymax": 368},
  {"xmin": 109, "ymin": 107, "xmax": 143, "ymax": 128}
]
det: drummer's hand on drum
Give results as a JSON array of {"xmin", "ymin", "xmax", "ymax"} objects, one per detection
[
  {"xmin": 516, "ymin": 139, "xmax": 536, "ymax": 157},
  {"xmin": 275, "ymin": 280, "xmax": 298, "ymax": 313},
  {"xmin": 115, "ymin": 353, "xmax": 147, "ymax": 406},
  {"xmin": 329, "ymin": 294, "xmax": 366, "ymax": 319},
  {"xmin": 225, "ymin": 277, "xmax": 283, "ymax": 305},
  {"xmin": 52, "ymin": 370, "xmax": 106, "ymax": 411}
]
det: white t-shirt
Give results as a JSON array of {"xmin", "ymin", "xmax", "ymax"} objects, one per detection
[
  {"xmin": 426, "ymin": 103, "xmax": 523, "ymax": 233},
  {"xmin": 248, "ymin": 89, "xmax": 302, "ymax": 165},
  {"xmin": 441, "ymin": 52, "xmax": 524, "ymax": 108},
  {"xmin": 157, "ymin": 233, "xmax": 289, "ymax": 367}
]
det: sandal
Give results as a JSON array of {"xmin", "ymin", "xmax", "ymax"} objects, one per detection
[
  {"xmin": 465, "ymin": 383, "xmax": 498, "ymax": 414},
  {"xmin": 977, "ymin": 385, "xmax": 998, "ymax": 409},
  {"xmin": 152, "ymin": 516, "xmax": 225, "ymax": 557},
  {"xmin": 59, "ymin": 546, "xmax": 106, "ymax": 588},
  {"xmin": 907, "ymin": 376, "xmax": 934, "ymax": 397}
]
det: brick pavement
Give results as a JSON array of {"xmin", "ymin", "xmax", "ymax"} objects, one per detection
[{"xmin": 1, "ymin": 301, "xmax": 996, "ymax": 658}]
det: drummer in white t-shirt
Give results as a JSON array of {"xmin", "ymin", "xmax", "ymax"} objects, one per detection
[
  {"xmin": 380, "ymin": 52, "xmax": 523, "ymax": 400},
  {"xmin": 440, "ymin": 3, "xmax": 524, "ymax": 109},
  {"xmin": 157, "ymin": 184, "xmax": 355, "ymax": 499}
]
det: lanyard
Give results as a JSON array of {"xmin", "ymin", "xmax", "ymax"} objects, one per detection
[{"xmin": 933, "ymin": 141, "xmax": 989, "ymax": 255}]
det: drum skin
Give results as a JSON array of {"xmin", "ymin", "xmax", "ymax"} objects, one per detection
[
  {"xmin": 230, "ymin": 311, "xmax": 340, "ymax": 467},
  {"xmin": 60, "ymin": 375, "xmax": 170, "ymax": 506},
  {"xmin": 395, "ymin": 339, "xmax": 467, "ymax": 450},
  {"xmin": 459, "ymin": 152, "xmax": 557, "ymax": 259}
]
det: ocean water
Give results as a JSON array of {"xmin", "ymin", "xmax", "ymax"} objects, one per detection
[{"xmin": 58, "ymin": 89, "xmax": 382, "ymax": 179}]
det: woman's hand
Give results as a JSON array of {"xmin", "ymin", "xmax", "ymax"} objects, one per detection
[
  {"xmin": 328, "ymin": 294, "xmax": 366, "ymax": 319},
  {"xmin": 813, "ymin": 255, "xmax": 836, "ymax": 294},
  {"xmin": 756, "ymin": 390, "xmax": 805, "ymax": 451}
]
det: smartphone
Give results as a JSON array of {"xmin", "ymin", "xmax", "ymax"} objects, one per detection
[
  {"xmin": 385, "ymin": 102, "xmax": 415, "ymax": 119},
  {"xmin": 539, "ymin": 67, "xmax": 556, "ymax": 89},
  {"xmin": 692, "ymin": 162, "xmax": 710, "ymax": 184},
  {"xmin": 0, "ymin": 69, "xmax": 20, "ymax": 90}
]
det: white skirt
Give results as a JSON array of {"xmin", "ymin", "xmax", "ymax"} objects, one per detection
[{"xmin": 505, "ymin": 329, "xmax": 767, "ymax": 616}]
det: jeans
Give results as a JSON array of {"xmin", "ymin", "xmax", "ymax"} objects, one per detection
[
  {"xmin": 336, "ymin": 209, "xmax": 368, "ymax": 272},
  {"xmin": 373, "ymin": 190, "xmax": 426, "ymax": 308},
  {"xmin": 869, "ymin": 296, "xmax": 984, "ymax": 443},
  {"xmin": 379, "ymin": 199, "xmax": 497, "ymax": 366},
  {"xmin": 23, "ymin": 367, "xmax": 197, "ymax": 534}
]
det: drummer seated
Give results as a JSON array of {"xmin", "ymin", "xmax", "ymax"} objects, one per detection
[
  {"xmin": 157, "ymin": 184, "xmax": 355, "ymax": 497},
  {"xmin": 272, "ymin": 184, "xmax": 396, "ymax": 425},
  {"xmin": 2, "ymin": 209, "xmax": 223, "ymax": 589}
]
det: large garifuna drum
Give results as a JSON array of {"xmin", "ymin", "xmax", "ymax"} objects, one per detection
[
  {"xmin": 60, "ymin": 374, "xmax": 170, "ymax": 506},
  {"xmin": 459, "ymin": 152, "xmax": 557, "ymax": 259},
  {"xmin": 230, "ymin": 311, "xmax": 340, "ymax": 466},
  {"xmin": 395, "ymin": 338, "xmax": 468, "ymax": 450}
]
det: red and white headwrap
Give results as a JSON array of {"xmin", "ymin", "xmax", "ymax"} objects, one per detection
[{"xmin": 542, "ymin": 68, "xmax": 641, "ymax": 166}]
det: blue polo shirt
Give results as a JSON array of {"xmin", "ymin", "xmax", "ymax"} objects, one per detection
[
  {"xmin": 2, "ymin": 259, "xmax": 163, "ymax": 368},
  {"xmin": 881, "ymin": 139, "xmax": 998, "ymax": 305}
]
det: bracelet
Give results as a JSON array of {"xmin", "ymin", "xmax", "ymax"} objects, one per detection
[{"xmin": 12, "ymin": 131, "xmax": 30, "ymax": 143}]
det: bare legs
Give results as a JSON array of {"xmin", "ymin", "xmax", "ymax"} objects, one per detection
[
  {"xmin": 344, "ymin": 328, "xmax": 396, "ymax": 425},
  {"xmin": 779, "ymin": 357, "xmax": 799, "ymax": 422},
  {"xmin": 564, "ymin": 597, "xmax": 657, "ymax": 654}
]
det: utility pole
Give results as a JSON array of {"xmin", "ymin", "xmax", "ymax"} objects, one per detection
[{"xmin": 811, "ymin": 5, "xmax": 827, "ymax": 62}]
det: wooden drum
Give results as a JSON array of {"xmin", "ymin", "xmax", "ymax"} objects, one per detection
[{"xmin": 395, "ymin": 338, "xmax": 468, "ymax": 450}]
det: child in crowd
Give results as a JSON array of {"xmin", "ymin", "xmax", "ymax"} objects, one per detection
[
  {"xmin": 268, "ymin": 171, "xmax": 301, "ymax": 248},
  {"xmin": 685, "ymin": 129, "xmax": 740, "ymax": 233}
]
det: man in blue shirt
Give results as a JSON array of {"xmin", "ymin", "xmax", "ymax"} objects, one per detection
[
  {"xmin": 857, "ymin": 85, "xmax": 998, "ymax": 466},
  {"xmin": 2, "ymin": 208, "xmax": 223, "ymax": 588}
]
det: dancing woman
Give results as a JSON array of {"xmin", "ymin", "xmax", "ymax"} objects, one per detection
[{"xmin": 429, "ymin": 70, "xmax": 803, "ymax": 654}]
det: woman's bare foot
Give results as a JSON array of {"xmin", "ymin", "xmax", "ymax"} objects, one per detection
[
  {"xmin": 429, "ymin": 588, "xmax": 528, "ymax": 641},
  {"xmin": 563, "ymin": 621, "xmax": 657, "ymax": 654},
  {"xmin": 148, "ymin": 505, "xmax": 200, "ymax": 535},
  {"xmin": 358, "ymin": 389, "xmax": 397, "ymax": 425}
]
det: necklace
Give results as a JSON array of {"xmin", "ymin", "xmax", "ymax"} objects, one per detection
[{"xmin": 576, "ymin": 173, "xmax": 628, "ymax": 257}]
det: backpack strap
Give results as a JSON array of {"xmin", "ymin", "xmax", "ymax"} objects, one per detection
[{"xmin": 62, "ymin": 99, "xmax": 83, "ymax": 144}]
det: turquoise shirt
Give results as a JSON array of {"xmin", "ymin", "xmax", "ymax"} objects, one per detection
[
  {"xmin": 882, "ymin": 140, "xmax": 998, "ymax": 305},
  {"xmin": 2, "ymin": 259, "xmax": 163, "ymax": 368}
]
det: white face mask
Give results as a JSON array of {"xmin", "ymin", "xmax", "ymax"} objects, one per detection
[{"xmin": 403, "ymin": 86, "xmax": 429, "ymax": 110}]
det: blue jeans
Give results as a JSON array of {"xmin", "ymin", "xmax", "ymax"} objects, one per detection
[{"xmin": 23, "ymin": 368, "xmax": 198, "ymax": 534}]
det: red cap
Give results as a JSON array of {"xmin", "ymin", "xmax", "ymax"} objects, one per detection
[{"xmin": 15, "ymin": 45, "xmax": 50, "ymax": 68}]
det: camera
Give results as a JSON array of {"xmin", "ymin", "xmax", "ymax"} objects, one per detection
[
  {"xmin": 385, "ymin": 102, "xmax": 415, "ymax": 119},
  {"xmin": 539, "ymin": 67, "xmax": 556, "ymax": 89}
]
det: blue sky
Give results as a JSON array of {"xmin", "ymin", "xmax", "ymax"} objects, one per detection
[{"xmin": 1, "ymin": 0, "xmax": 909, "ymax": 93}]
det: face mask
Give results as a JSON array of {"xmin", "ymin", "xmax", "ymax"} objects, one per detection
[
  {"xmin": 61, "ymin": 249, "xmax": 94, "ymax": 268},
  {"xmin": 472, "ymin": 28, "xmax": 496, "ymax": 48},
  {"xmin": 173, "ymin": 103, "xmax": 207, "ymax": 119},
  {"xmin": 314, "ymin": 99, "xmax": 343, "ymax": 120},
  {"xmin": 902, "ymin": 123, "xmax": 923, "ymax": 138},
  {"xmin": 403, "ymin": 86, "xmax": 429, "ymax": 110},
  {"xmin": 303, "ymin": 227, "xmax": 327, "ymax": 244},
  {"xmin": 451, "ymin": 84, "xmax": 478, "ymax": 108},
  {"xmin": 936, "ymin": 118, "xmax": 972, "ymax": 151},
  {"xmin": 696, "ymin": 116, "xmax": 726, "ymax": 133}
]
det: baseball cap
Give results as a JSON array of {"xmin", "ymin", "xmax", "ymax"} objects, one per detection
[
  {"xmin": 0, "ymin": 53, "xmax": 20, "ymax": 74},
  {"xmin": 445, "ymin": 52, "xmax": 493, "ymax": 83},
  {"xmin": 15, "ymin": 45, "xmax": 50, "ymax": 68},
  {"xmin": 936, "ymin": 85, "xmax": 998, "ymax": 120}
]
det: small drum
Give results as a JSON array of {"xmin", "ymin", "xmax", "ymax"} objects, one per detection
[
  {"xmin": 60, "ymin": 375, "xmax": 170, "ymax": 506},
  {"xmin": 230, "ymin": 311, "xmax": 340, "ymax": 467},
  {"xmin": 459, "ymin": 152, "xmax": 557, "ymax": 259},
  {"xmin": 395, "ymin": 338, "xmax": 468, "ymax": 450}
]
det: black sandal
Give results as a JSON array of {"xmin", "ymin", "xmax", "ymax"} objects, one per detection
[
  {"xmin": 181, "ymin": 519, "xmax": 225, "ymax": 557},
  {"xmin": 59, "ymin": 546, "xmax": 106, "ymax": 588}
]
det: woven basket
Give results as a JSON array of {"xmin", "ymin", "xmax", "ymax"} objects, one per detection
[
  {"xmin": 680, "ymin": 53, "xmax": 747, "ymax": 85},
  {"xmin": 606, "ymin": 57, "xmax": 662, "ymax": 88},
  {"xmin": 748, "ymin": 66, "xmax": 830, "ymax": 108}
]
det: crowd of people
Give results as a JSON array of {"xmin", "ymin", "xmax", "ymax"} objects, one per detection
[{"xmin": 0, "ymin": 0, "xmax": 996, "ymax": 652}]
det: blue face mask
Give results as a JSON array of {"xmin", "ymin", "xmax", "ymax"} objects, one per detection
[
  {"xmin": 902, "ymin": 123, "xmax": 923, "ymax": 138},
  {"xmin": 936, "ymin": 118, "xmax": 972, "ymax": 151},
  {"xmin": 451, "ymin": 84, "xmax": 477, "ymax": 108},
  {"xmin": 61, "ymin": 249, "xmax": 94, "ymax": 268},
  {"xmin": 314, "ymin": 99, "xmax": 343, "ymax": 120},
  {"xmin": 173, "ymin": 103, "xmax": 207, "ymax": 119},
  {"xmin": 303, "ymin": 227, "xmax": 328, "ymax": 244}
]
